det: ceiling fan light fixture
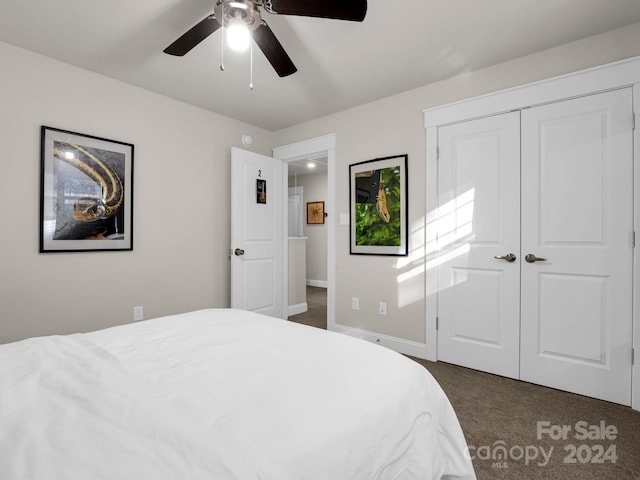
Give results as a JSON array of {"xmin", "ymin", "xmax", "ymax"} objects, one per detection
[
  {"xmin": 164, "ymin": 0, "xmax": 368, "ymax": 78},
  {"xmin": 226, "ymin": 20, "xmax": 251, "ymax": 51}
]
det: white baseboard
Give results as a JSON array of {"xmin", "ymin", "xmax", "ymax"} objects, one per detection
[
  {"xmin": 306, "ymin": 279, "xmax": 328, "ymax": 288},
  {"xmin": 330, "ymin": 324, "xmax": 428, "ymax": 359},
  {"xmin": 288, "ymin": 302, "xmax": 308, "ymax": 316}
]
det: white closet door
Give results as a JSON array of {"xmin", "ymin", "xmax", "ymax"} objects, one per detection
[
  {"xmin": 520, "ymin": 89, "xmax": 634, "ymax": 405},
  {"xmin": 437, "ymin": 112, "xmax": 521, "ymax": 378}
]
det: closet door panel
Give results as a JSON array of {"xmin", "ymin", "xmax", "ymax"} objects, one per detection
[
  {"xmin": 437, "ymin": 111, "xmax": 521, "ymax": 378},
  {"xmin": 520, "ymin": 88, "xmax": 633, "ymax": 405}
]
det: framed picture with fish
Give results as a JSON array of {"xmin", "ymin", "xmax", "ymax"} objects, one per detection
[
  {"xmin": 39, "ymin": 126, "xmax": 134, "ymax": 252},
  {"xmin": 349, "ymin": 154, "xmax": 408, "ymax": 256}
]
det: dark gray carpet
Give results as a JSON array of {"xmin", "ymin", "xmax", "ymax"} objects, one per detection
[
  {"xmin": 288, "ymin": 287, "xmax": 640, "ymax": 479},
  {"xmin": 287, "ymin": 286, "xmax": 327, "ymax": 329},
  {"xmin": 412, "ymin": 357, "xmax": 640, "ymax": 479}
]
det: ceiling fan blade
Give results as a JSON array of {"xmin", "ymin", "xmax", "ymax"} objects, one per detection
[
  {"xmin": 163, "ymin": 15, "xmax": 221, "ymax": 56},
  {"xmin": 266, "ymin": 0, "xmax": 367, "ymax": 21},
  {"xmin": 253, "ymin": 22, "xmax": 297, "ymax": 77}
]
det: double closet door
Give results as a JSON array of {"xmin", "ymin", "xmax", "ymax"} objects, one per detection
[{"xmin": 436, "ymin": 89, "xmax": 634, "ymax": 405}]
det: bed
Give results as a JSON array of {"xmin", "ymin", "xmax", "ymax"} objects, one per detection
[{"xmin": 0, "ymin": 308, "xmax": 475, "ymax": 479}]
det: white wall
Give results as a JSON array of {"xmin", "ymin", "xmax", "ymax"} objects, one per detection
[
  {"xmin": 3, "ymin": 21, "xmax": 640, "ymax": 347},
  {"xmin": 272, "ymin": 22, "xmax": 640, "ymax": 345},
  {"xmin": 287, "ymin": 238, "xmax": 307, "ymax": 310},
  {"xmin": 0, "ymin": 42, "xmax": 272, "ymax": 343},
  {"xmin": 299, "ymin": 172, "xmax": 328, "ymax": 285}
]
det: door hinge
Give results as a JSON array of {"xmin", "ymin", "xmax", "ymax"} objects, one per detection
[
  {"xmin": 633, "ymin": 113, "xmax": 636, "ymax": 130},
  {"xmin": 633, "ymin": 231, "xmax": 636, "ymax": 248},
  {"xmin": 633, "ymin": 348, "xmax": 635, "ymax": 365},
  {"xmin": 436, "ymin": 146, "xmax": 440, "ymax": 160},
  {"xmin": 436, "ymin": 316, "xmax": 439, "ymax": 330}
]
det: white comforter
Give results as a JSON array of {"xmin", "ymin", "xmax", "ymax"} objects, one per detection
[{"xmin": 0, "ymin": 309, "xmax": 475, "ymax": 479}]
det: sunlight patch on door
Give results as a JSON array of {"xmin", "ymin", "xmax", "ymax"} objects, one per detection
[{"xmin": 426, "ymin": 188, "xmax": 476, "ymax": 295}]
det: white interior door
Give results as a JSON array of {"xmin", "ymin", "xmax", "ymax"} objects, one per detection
[
  {"xmin": 437, "ymin": 111, "xmax": 521, "ymax": 378},
  {"xmin": 520, "ymin": 89, "xmax": 634, "ymax": 405},
  {"xmin": 231, "ymin": 147, "xmax": 285, "ymax": 318}
]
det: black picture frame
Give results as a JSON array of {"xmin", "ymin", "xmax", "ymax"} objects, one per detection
[
  {"xmin": 39, "ymin": 126, "xmax": 134, "ymax": 252},
  {"xmin": 349, "ymin": 154, "xmax": 408, "ymax": 256},
  {"xmin": 256, "ymin": 178, "xmax": 267, "ymax": 204},
  {"xmin": 307, "ymin": 201, "xmax": 325, "ymax": 224}
]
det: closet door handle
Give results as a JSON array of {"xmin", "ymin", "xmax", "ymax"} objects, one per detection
[
  {"xmin": 234, "ymin": 248, "xmax": 245, "ymax": 256},
  {"xmin": 494, "ymin": 253, "xmax": 516, "ymax": 263},
  {"xmin": 525, "ymin": 253, "xmax": 547, "ymax": 263}
]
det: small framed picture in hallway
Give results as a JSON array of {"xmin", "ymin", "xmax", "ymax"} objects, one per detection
[{"xmin": 307, "ymin": 201, "xmax": 325, "ymax": 224}]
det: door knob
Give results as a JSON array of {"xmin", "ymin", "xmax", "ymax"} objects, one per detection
[
  {"xmin": 494, "ymin": 253, "xmax": 516, "ymax": 263},
  {"xmin": 234, "ymin": 248, "xmax": 245, "ymax": 256},
  {"xmin": 525, "ymin": 253, "xmax": 547, "ymax": 263}
]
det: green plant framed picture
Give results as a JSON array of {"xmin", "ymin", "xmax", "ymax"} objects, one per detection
[{"xmin": 349, "ymin": 154, "xmax": 408, "ymax": 256}]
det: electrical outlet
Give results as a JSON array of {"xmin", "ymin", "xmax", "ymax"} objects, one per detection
[
  {"xmin": 352, "ymin": 297, "xmax": 360, "ymax": 310},
  {"xmin": 133, "ymin": 305, "xmax": 144, "ymax": 321},
  {"xmin": 378, "ymin": 302, "xmax": 387, "ymax": 316}
]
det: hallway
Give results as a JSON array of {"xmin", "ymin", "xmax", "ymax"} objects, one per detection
[{"xmin": 288, "ymin": 286, "xmax": 326, "ymax": 329}]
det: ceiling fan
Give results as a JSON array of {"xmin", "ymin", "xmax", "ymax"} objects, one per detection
[{"xmin": 163, "ymin": 0, "xmax": 368, "ymax": 77}]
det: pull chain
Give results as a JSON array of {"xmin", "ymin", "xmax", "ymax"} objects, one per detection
[
  {"xmin": 249, "ymin": 30, "xmax": 254, "ymax": 90},
  {"xmin": 220, "ymin": 13, "xmax": 225, "ymax": 71}
]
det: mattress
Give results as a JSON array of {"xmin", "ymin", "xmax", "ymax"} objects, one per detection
[{"xmin": 0, "ymin": 308, "xmax": 475, "ymax": 479}]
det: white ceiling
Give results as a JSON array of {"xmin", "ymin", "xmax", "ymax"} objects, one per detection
[
  {"xmin": 288, "ymin": 155, "xmax": 328, "ymax": 179},
  {"xmin": 2, "ymin": 0, "xmax": 640, "ymax": 131}
]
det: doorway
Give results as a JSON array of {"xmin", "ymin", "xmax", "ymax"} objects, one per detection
[
  {"xmin": 287, "ymin": 156, "xmax": 328, "ymax": 328},
  {"xmin": 273, "ymin": 134, "xmax": 337, "ymax": 331}
]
